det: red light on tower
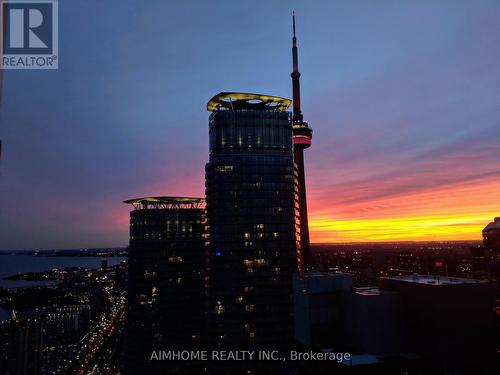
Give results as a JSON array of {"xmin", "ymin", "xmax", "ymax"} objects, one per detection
[{"xmin": 291, "ymin": 12, "xmax": 313, "ymax": 274}]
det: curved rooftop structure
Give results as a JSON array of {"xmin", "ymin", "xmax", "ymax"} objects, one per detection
[
  {"xmin": 124, "ymin": 196, "xmax": 204, "ymax": 210},
  {"xmin": 207, "ymin": 92, "xmax": 291, "ymax": 112}
]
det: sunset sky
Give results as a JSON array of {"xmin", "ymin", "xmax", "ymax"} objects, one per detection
[{"xmin": 1, "ymin": 0, "xmax": 499, "ymax": 250}]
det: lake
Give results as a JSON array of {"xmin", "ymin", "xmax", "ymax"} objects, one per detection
[{"xmin": 0, "ymin": 254, "xmax": 125, "ymax": 322}]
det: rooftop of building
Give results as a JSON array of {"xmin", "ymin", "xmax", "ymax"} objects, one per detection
[
  {"xmin": 296, "ymin": 271, "xmax": 352, "ymax": 281},
  {"xmin": 381, "ymin": 274, "xmax": 485, "ymax": 285},
  {"xmin": 338, "ymin": 353, "xmax": 420, "ymax": 367},
  {"xmin": 294, "ymin": 272, "xmax": 353, "ymax": 293},
  {"xmin": 354, "ymin": 287, "xmax": 396, "ymax": 296},
  {"xmin": 483, "ymin": 217, "xmax": 500, "ymax": 232},
  {"xmin": 207, "ymin": 92, "xmax": 291, "ymax": 112},
  {"xmin": 123, "ymin": 196, "xmax": 204, "ymax": 210},
  {"xmin": 297, "ymin": 271, "xmax": 352, "ymax": 279},
  {"xmin": 338, "ymin": 354, "xmax": 381, "ymax": 366}
]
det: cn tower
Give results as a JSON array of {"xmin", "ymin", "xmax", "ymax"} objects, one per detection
[{"xmin": 291, "ymin": 12, "xmax": 313, "ymax": 272}]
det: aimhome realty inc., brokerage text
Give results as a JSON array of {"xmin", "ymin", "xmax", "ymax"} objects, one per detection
[{"xmin": 150, "ymin": 350, "xmax": 351, "ymax": 363}]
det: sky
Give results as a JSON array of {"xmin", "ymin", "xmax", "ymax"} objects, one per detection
[{"xmin": 0, "ymin": 0, "xmax": 499, "ymax": 250}]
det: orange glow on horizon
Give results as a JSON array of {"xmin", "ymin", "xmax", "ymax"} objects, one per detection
[
  {"xmin": 308, "ymin": 175, "xmax": 500, "ymax": 243},
  {"xmin": 310, "ymin": 213, "xmax": 490, "ymax": 242}
]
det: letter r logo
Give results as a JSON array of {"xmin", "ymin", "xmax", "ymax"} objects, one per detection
[
  {"xmin": 9, "ymin": 8, "xmax": 48, "ymax": 48},
  {"xmin": 2, "ymin": 1, "xmax": 54, "ymax": 54}
]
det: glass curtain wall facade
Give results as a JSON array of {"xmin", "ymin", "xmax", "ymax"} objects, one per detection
[
  {"xmin": 124, "ymin": 198, "xmax": 206, "ymax": 375},
  {"xmin": 206, "ymin": 103, "xmax": 297, "ymax": 349}
]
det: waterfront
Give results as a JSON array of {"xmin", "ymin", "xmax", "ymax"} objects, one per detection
[{"xmin": 0, "ymin": 254, "xmax": 125, "ymax": 322}]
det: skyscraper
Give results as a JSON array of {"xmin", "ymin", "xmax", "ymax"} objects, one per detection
[
  {"xmin": 291, "ymin": 13, "xmax": 313, "ymax": 272},
  {"xmin": 205, "ymin": 93, "xmax": 297, "ymax": 350},
  {"xmin": 124, "ymin": 196, "xmax": 206, "ymax": 375},
  {"xmin": 483, "ymin": 217, "xmax": 500, "ymax": 250},
  {"xmin": 472, "ymin": 217, "xmax": 500, "ymax": 279}
]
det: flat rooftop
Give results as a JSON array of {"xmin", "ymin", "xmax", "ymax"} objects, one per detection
[
  {"xmin": 294, "ymin": 272, "xmax": 353, "ymax": 293},
  {"xmin": 381, "ymin": 274, "xmax": 485, "ymax": 285},
  {"xmin": 124, "ymin": 196, "xmax": 204, "ymax": 210},
  {"xmin": 296, "ymin": 271, "xmax": 352, "ymax": 282},
  {"xmin": 339, "ymin": 354, "xmax": 381, "ymax": 366},
  {"xmin": 207, "ymin": 92, "xmax": 291, "ymax": 112},
  {"xmin": 354, "ymin": 287, "xmax": 396, "ymax": 296}
]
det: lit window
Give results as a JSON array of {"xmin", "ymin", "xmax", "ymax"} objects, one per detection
[
  {"xmin": 137, "ymin": 294, "xmax": 148, "ymax": 305},
  {"xmin": 216, "ymin": 165, "xmax": 233, "ymax": 172},
  {"xmin": 244, "ymin": 233, "xmax": 251, "ymax": 239},
  {"xmin": 236, "ymin": 296, "xmax": 244, "ymax": 303},
  {"xmin": 168, "ymin": 256, "xmax": 183, "ymax": 263},
  {"xmin": 244, "ymin": 286, "xmax": 254, "ymax": 294},
  {"xmin": 144, "ymin": 270, "xmax": 156, "ymax": 279},
  {"xmin": 254, "ymin": 258, "xmax": 268, "ymax": 266},
  {"xmin": 216, "ymin": 302, "xmax": 224, "ymax": 315},
  {"xmin": 245, "ymin": 305, "xmax": 255, "ymax": 313},
  {"xmin": 243, "ymin": 259, "xmax": 253, "ymax": 267}
]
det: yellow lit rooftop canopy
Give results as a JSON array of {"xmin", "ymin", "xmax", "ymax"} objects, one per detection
[
  {"xmin": 124, "ymin": 196, "xmax": 205, "ymax": 210},
  {"xmin": 207, "ymin": 92, "xmax": 291, "ymax": 112}
]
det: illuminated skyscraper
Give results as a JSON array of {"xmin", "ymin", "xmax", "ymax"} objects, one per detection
[
  {"xmin": 124, "ymin": 197, "xmax": 206, "ymax": 375},
  {"xmin": 205, "ymin": 93, "xmax": 297, "ymax": 350},
  {"xmin": 291, "ymin": 13, "xmax": 313, "ymax": 271}
]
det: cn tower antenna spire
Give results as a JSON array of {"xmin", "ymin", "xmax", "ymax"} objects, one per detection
[
  {"xmin": 291, "ymin": 11, "xmax": 303, "ymax": 123},
  {"xmin": 290, "ymin": 10, "xmax": 313, "ymax": 274}
]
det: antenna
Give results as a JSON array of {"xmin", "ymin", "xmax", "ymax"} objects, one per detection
[{"xmin": 291, "ymin": 11, "xmax": 302, "ymax": 122}]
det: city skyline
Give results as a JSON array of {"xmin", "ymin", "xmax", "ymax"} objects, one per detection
[{"xmin": 1, "ymin": 0, "xmax": 500, "ymax": 249}]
